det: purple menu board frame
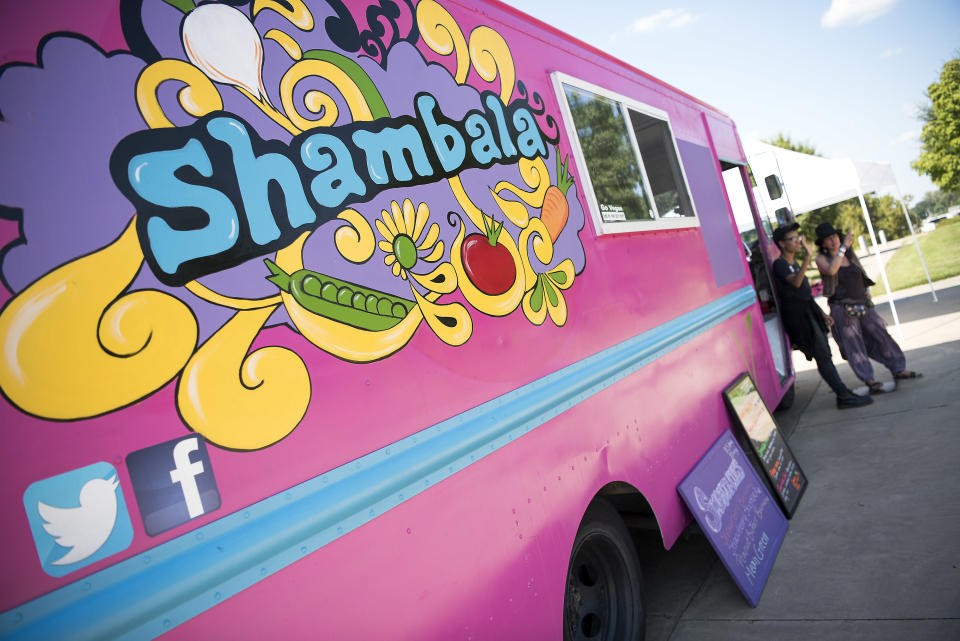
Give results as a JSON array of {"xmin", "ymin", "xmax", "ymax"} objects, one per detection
[
  {"xmin": 678, "ymin": 431, "xmax": 788, "ymax": 607},
  {"xmin": 723, "ymin": 373, "xmax": 808, "ymax": 518}
]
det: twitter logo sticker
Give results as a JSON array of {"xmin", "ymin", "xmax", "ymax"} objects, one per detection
[{"xmin": 23, "ymin": 462, "xmax": 134, "ymax": 577}]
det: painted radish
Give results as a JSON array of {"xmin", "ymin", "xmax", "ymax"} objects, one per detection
[
  {"xmin": 540, "ymin": 149, "xmax": 574, "ymax": 241},
  {"xmin": 180, "ymin": 2, "xmax": 271, "ymax": 106},
  {"xmin": 461, "ymin": 214, "xmax": 516, "ymax": 296}
]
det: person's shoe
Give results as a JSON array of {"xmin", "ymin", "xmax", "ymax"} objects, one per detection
[
  {"xmin": 837, "ymin": 391, "xmax": 873, "ymax": 409},
  {"xmin": 893, "ymin": 370, "xmax": 922, "ymax": 380},
  {"xmin": 867, "ymin": 380, "xmax": 896, "ymax": 394}
]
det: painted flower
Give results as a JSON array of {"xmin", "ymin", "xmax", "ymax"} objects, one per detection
[{"xmin": 376, "ymin": 199, "xmax": 444, "ymax": 280}]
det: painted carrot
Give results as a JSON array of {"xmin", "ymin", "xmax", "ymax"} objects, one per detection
[{"xmin": 540, "ymin": 148, "xmax": 574, "ymax": 242}]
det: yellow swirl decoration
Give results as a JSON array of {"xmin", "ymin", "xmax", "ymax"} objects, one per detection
[
  {"xmin": 177, "ymin": 305, "xmax": 310, "ymax": 450},
  {"xmin": 447, "ymin": 176, "xmax": 485, "ymax": 233},
  {"xmin": 490, "ymin": 187, "xmax": 529, "ymax": 229},
  {"xmin": 0, "ymin": 218, "xmax": 197, "ymax": 419},
  {"xmin": 253, "ymin": 0, "xmax": 314, "ymax": 31},
  {"xmin": 416, "ymin": 0, "xmax": 469, "ymax": 83},
  {"xmin": 410, "ymin": 262, "xmax": 458, "ymax": 295},
  {"xmin": 335, "ymin": 208, "xmax": 376, "ymax": 263},
  {"xmin": 304, "ymin": 90, "xmax": 338, "ymax": 122},
  {"xmin": 518, "ymin": 217, "xmax": 554, "ymax": 288},
  {"xmin": 231, "ymin": 85, "xmax": 303, "ymax": 136},
  {"xmin": 184, "ymin": 280, "xmax": 282, "ymax": 310},
  {"xmin": 275, "ymin": 232, "xmax": 426, "ymax": 361},
  {"xmin": 492, "ymin": 156, "xmax": 550, "ymax": 227},
  {"xmin": 522, "ymin": 259, "xmax": 575, "ymax": 327},
  {"xmin": 490, "ymin": 156, "xmax": 550, "ymax": 229},
  {"xmin": 409, "ymin": 285, "xmax": 472, "ymax": 347},
  {"xmin": 280, "ymin": 58, "xmax": 373, "ymax": 131},
  {"xmin": 136, "ymin": 59, "xmax": 223, "ymax": 129},
  {"xmin": 468, "ymin": 26, "xmax": 515, "ymax": 105},
  {"xmin": 265, "ymin": 28, "xmax": 304, "ymax": 60}
]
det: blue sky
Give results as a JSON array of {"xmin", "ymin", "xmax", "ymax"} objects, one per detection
[{"xmin": 506, "ymin": 0, "xmax": 959, "ymax": 203}]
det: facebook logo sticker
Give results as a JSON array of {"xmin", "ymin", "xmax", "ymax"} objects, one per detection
[{"xmin": 127, "ymin": 435, "xmax": 221, "ymax": 536}]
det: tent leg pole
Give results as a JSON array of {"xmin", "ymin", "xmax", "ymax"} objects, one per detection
[
  {"xmin": 852, "ymin": 166, "xmax": 904, "ymax": 345},
  {"xmin": 894, "ymin": 187, "xmax": 938, "ymax": 303}
]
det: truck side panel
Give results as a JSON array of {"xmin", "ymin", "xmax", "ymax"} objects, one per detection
[{"xmin": 0, "ymin": 1, "xmax": 785, "ymax": 638}]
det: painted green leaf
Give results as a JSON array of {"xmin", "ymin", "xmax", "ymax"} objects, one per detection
[{"xmin": 302, "ymin": 50, "xmax": 391, "ymax": 120}]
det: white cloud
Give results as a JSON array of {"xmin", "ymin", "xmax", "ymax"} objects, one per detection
[
  {"xmin": 890, "ymin": 130, "xmax": 920, "ymax": 145},
  {"xmin": 880, "ymin": 47, "xmax": 903, "ymax": 58},
  {"xmin": 631, "ymin": 9, "xmax": 698, "ymax": 33},
  {"xmin": 821, "ymin": 0, "xmax": 899, "ymax": 28}
]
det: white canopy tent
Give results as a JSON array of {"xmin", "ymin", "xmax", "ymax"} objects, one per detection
[{"xmin": 743, "ymin": 140, "xmax": 938, "ymax": 343}]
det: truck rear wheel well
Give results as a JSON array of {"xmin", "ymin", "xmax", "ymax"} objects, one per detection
[{"xmin": 595, "ymin": 481, "xmax": 661, "ymax": 536}]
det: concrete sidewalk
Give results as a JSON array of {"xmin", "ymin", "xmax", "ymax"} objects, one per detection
[{"xmin": 638, "ymin": 280, "xmax": 960, "ymax": 640}]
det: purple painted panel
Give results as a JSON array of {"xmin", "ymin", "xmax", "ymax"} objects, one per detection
[
  {"xmin": 678, "ymin": 430, "xmax": 788, "ymax": 608},
  {"xmin": 679, "ymin": 140, "xmax": 746, "ymax": 287}
]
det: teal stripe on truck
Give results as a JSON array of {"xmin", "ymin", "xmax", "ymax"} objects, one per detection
[{"xmin": 0, "ymin": 286, "xmax": 757, "ymax": 641}]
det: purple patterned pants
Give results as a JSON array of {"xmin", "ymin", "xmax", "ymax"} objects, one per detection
[{"xmin": 829, "ymin": 304, "xmax": 907, "ymax": 383}]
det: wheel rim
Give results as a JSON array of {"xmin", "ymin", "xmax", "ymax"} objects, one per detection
[{"xmin": 564, "ymin": 531, "xmax": 636, "ymax": 641}]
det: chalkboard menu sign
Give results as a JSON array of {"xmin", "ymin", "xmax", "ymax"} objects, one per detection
[
  {"xmin": 723, "ymin": 373, "xmax": 807, "ymax": 518},
  {"xmin": 678, "ymin": 431, "xmax": 788, "ymax": 607}
]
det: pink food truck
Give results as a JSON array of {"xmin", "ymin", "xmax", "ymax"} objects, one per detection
[{"xmin": 0, "ymin": 1, "xmax": 794, "ymax": 639}]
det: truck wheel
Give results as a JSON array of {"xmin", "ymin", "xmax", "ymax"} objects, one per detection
[{"xmin": 563, "ymin": 500, "xmax": 645, "ymax": 641}]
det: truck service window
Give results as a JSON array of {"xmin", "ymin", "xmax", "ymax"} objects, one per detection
[
  {"xmin": 562, "ymin": 84, "xmax": 655, "ymax": 223},
  {"xmin": 555, "ymin": 74, "xmax": 698, "ymax": 234},
  {"xmin": 628, "ymin": 110, "xmax": 694, "ymax": 220}
]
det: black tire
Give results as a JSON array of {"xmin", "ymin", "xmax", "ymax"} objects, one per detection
[
  {"xmin": 776, "ymin": 382, "xmax": 796, "ymax": 411},
  {"xmin": 563, "ymin": 500, "xmax": 645, "ymax": 641}
]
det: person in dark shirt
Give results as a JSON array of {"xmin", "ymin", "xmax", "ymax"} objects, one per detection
[
  {"xmin": 771, "ymin": 223, "xmax": 871, "ymax": 409},
  {"xmin": 813, "ymin": 222, "xmax": 920, "ymax": 393}
]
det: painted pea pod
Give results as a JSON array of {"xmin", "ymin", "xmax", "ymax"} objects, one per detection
[{"xmin": 264, "ymin": 260, "xmax": 414, "ymax": 332}]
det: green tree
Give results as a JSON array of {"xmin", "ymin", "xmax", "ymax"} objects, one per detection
[
  {"xmin": 867, "ymin": 194, "xmax": 910, "ymax": 239},
  {"xmin": 912, "ymin": 55, "xmax": 960, "ymax": 192},
  {"xmin": 796, "ymin": 205, "xmax": 841, "ymax": 244},
  {"xmin": 913, "ymin": 189, "xmax": 960, "ymax": 219},
  {"xmin": 565, "ymin": 89, "xmax": 649, "ymax": 220},
  {"xmin": 801, "ymin": 194, "xmax": 911, "ymax": 247}
]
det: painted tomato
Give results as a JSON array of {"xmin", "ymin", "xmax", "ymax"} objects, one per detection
[{"xmin": 461, "ymin": 216, "xmax": 516, "ymax": 295}]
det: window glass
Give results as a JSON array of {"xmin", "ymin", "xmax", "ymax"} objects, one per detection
[
  {"xmin": 764, "ymin": 175, "xmax": 783, "ymax": 200},
  {"xmin": 628, "ymin": 110, "xmax": 694, "ymax": 218},
  {"xmin": 562, "ymin": 84, "xmax": 654, "ymax": 222}
]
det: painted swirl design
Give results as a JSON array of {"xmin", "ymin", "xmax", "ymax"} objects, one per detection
[
  {"xmin": 468, "ymin": 26, "xmax": 515, "ymax": 105},
  {"xmin": 136, "ymin": 59, "xmax": 224, "ymax": 129},
  {"xmin": 177, "ymin": 304, "xmax": 310, "ymax": 450},
  {"xmin": 0, "ymin": 218, "xmax": 197, "ymax": 419},
  {"xmin": 416, "ymin": 0, "xmax": 469, "ymax": 82}
]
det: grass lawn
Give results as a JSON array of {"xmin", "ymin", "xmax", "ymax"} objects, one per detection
[{"xmin": 871, "ymin": 218, "xmax": 960, "ymax": 294}]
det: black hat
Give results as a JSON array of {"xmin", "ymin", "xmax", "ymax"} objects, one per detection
[
  {"xmin": 815, "ymin": 222, "xmax": 842, "ymax": 241},
  {"xmin": 772, "ymin": 222, "xmax": 800, "ymax": 246}
]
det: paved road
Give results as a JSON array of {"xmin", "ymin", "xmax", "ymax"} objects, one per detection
[{"xmin": 638, "ymin": 279, "xmax": 960, "ymax": 640}]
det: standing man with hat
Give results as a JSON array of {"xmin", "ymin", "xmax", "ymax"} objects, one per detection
[
  {"xmin": 813, "ymin": 222, "xmax": 921, "ymax": 394},
  {"xmin": 771, "ymin": 223, "xmax": 872, "ymax": 409}
]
